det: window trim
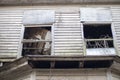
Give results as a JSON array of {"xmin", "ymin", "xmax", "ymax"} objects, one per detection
[{"xmin": 111, "ymin": 23, "xmax": 118, "ymax": 56}]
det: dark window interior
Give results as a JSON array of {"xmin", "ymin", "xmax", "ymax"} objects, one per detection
[
  {"xmin": 83, "ymin": 24, "xmax": 112, "ymax": 39},
  {"xmin": 28, "ymin": 60, "xmax": 113, "ymax": 69},
  {"xmin": 55, "ymin": 61, "xmax": 79, "ymax": 69},
  {"xmin": 83, "ymin": 24, "xmax": 114, "ymax": 48},
  {"xmin": 24, "ymin": 27, "xmax": 51, "ymax": 39},
  {"xmin": 22, "ymin": 27, "xmax": 51, "ymax": 56}
]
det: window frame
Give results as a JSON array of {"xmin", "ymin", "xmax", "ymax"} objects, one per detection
[
  {"xmin": 81, "ymin": 22, "xmax": 116, "ymax": 55},
  {"xmin": 19, "ymin": 24, "xmax": 54, "ymax": 57}
]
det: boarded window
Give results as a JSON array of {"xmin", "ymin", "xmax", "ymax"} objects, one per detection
[
  {"xmin": 23, "ymin": 10, "xmax": 55, "ymax": 25},
  {"xmin": 83, "ymin": 24, "xmax": 115, "ymax": 55},
  {"xmin": 22, "ymin": 27, "xmax": 51, "ymax": 56},
  {"xmin": 80, "ymin": 8, "xmax": 112, "ymax": 22}
]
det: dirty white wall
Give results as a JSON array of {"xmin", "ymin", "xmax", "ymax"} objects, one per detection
[{"xmin": 0, "ymin": 5, "xmax": 120, "ymax": 62}]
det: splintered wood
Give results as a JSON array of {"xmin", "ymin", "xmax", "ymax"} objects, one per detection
[{"xmin": 22, "ymin": 27, "xmax": 51, "ymax": 55}]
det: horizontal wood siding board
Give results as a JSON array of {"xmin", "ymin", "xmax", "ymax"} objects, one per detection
[
  {"xmin": 0, "ymin": 42, "xmax": 19, "ymax": 44},
  {"xmin": 54, "ymin": 53, "xmax": 83, "ymax": 55},
  {"xmin": 54, "ymin": 27, "xmax": 81, "ymax": 30},
  {"xmin": 0, "ymin": 25, "xmax": 22, "ymax": 27},
  {"xmin": 54, "ymin": 47, "xmax": 83, "ymax": 50},
  {"xmin": 54, "ymin": 38, "xmax": 82, "ymax": 40},
  {"xmin": 55, "ymin": 12, "xmax": 79, "ymax": 14},
  {"xmin": 0, "ymin": 19, "xmax": 22, "ymax": 22},
  {"xmin": 0, "ymin": 17, "xmax": 22, "ymax": 19},
  {"xmin": 0, "ymin": 47, "xmax": 18, "ymax": 50},
  {"xmin": 0, "ymin": 37, "xmax": 20, "ymax": 39},
  {"xmin": 0, "ymin": 21, "xmax": 22, "ymax": 24},
  {"xmin": 0, "ymin": 32, "xmax": 21, "ymax": 34},
  {"xmin": 0, "ymin": 29, "xmax": 21, "ymax": 31},
  {"xmin": 0, "ymin": 15, "xmax": 23, "ymax": 17},
  {"xmin": 0, "ymin": 52, "xmax": 18, "ymax": 55},
  {"xmin": 55, "ymin": 48, "xmax": 83, "ymax": 51},
  {"xmin": 0, "ymin": 44, "xmax": 19, "ymax": 47},
  {"xmin": 0, "ymin": 55, "xmax": 17, "ymax": 57},
  {"xmin": 55, "ymin": 16, "xmax": 80, "ymax": 18},
  {"xmin": 54, "ymin": 23, "xmax": 81, "ymax": 25},
  {"xmin": 55, "ymin": 41, "xmax": 83, "ymax": 44},
  {"xmin": 0, "ymin": 12, "xmax": 22, "ymax": 15},
  {"xmin": 55, "ymin": 21, "xmax": 81, "ymax": 23},
  {"xmin": 0, "ymin": 50, "xmax": 18, "ymax": 53},
  {"xmin": 56, "ymin": 14, "xmax": 80, "ymax": 16},
  {"xmin": 0, "ymin": 34, "xmax": 20, "ymax": 36},
  {"xmin": 54, "ymin": 46, "xmax": 83, "ymax": 47},
  {"xmin": 54, "ymin": 34, "xmax": 82, "ymax": 36},
  {"xmin": 54, "ymin": 37, "xmax": 82, "ymax": 39},
  {"xmin": 0, "ymin": 46, "xmax": 18, "ymax": 49}
]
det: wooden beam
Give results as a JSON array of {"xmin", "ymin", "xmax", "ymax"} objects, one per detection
[
  {"xmin": 26, "ymin": 55, "xmax": 116, "ymax": 61},
  {"xmin": 0, "ymin": 0, "xmax": 120, "ymax": 6},
  {"xmin": 79, "ymin": 61, "xmax": 84, "ymax": 68},
  {"xmin": 50, "ymin": 61, "xmax": 55, "ymax": 68},
  {"xmin": 110, "ymin": 61, "xmax": 120, "ymax": 71},
  {"xmin": 0, "ymin": 57, "xmax": 27, "ymax": 72}
]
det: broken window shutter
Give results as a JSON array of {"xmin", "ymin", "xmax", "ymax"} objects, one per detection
[
  {"xmin": 23, "ymin": 10, "xmax": 55, "ymax": 25},
  {"xmin": 80, "ymin": 8, "xmax": 112, "ymax": 22}
]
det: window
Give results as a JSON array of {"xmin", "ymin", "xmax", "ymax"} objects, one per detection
[
  {"xmin": 83, "ymin": 24, "xmax": 115, "ymax": 55},
  {"xmin": 22, "ymin": 26, "xmax": 51, "ymax": 56},
  {"xmin": 21, "ymin": 10, "xmax": 55, "ymax": 56}
]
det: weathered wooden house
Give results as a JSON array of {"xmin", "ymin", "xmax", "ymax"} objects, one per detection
[{"xmin": 0, "ymin": 0, "xmax": 120, "ymax": 80}]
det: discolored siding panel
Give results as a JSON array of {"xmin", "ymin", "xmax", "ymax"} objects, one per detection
[
  {"xmin": 0, "ymin": 10, "xmax": 23, "ymax": 61},
  {"xmin": 36, "ymin": 69, "xmax": 107, "ymax": 80},
  {"xmin": 111, "ymin": 72, "xmax": 120, "ymax": 80},
  {"xmin": 111, "ymin": 6, "xmax": 120, "ymax": 56},
  {"xmin": 14, "ymin": 72, "xmax": 32, "ymax": 80},
  {"xmin": 54, "ymin": 10, "xmax": 84, "ymax": 55},
  {"xmin": 0, "ymin": 5, "xmax": 120, "ymax": 61}
]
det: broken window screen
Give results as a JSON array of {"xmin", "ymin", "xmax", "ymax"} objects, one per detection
[
  {"xmin": 22, "ymin": 27, "xmax": 51, "ymax": 56},
  {"xmin": 83, "ymin": 24, "xmax": 114, "ymax": 48}
]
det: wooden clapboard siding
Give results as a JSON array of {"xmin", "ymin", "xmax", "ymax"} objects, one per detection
[
  {"xmin": 36, "ymin": 69, "xmax": 107, "ymax": 80},
  {"xmin": 111, "ymin": 6, "xmax": 120, "ymax": 56},
  {"xmin": 13, "ymin": 72, "xmax": 32, "ymax": 80},
  {"xmin": 17, "ymin": 75, "xmax": 31, "ymax": 80},
  {"xmin": 0, "ymin": 5, "xmax": 120, "ymax": 61},
  {"xmin": 54, "ymin": 10, "xmax": 84, "ymax": 55},
  {"xmin": 111, "ymin": 72, "xmax": 120, "ymax": 80},
  {"xmin": 0, "ymin": 9, "xmax": 23, "ymax": 61}
]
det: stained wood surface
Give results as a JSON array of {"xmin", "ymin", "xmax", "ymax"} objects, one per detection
[
  {"xmin": 0, "ymin": 5, "xmax": 120, "ymax": 62},
  {"xmin": 54, "ymin": 10, "xmax": 84, "ymax": 55}
]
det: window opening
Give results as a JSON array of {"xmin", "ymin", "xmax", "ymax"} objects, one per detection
[
  {"xmin": 22, "ymin": 27, "xmax": 51, "ymax": 56},
  {"xmin": 83, "ymin": 24, "xmax": 113, "ymax": 48},
  {"xmin": 83, "ymin": 24, "xmax": 116, "ymax": 55}
]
